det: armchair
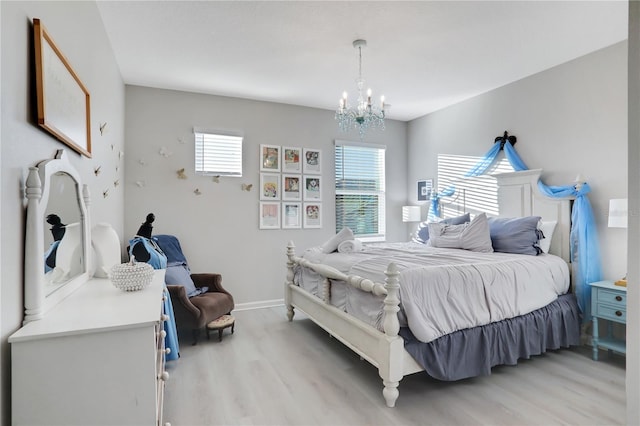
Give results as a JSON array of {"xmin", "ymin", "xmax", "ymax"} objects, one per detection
[{"xmin": 153, "ymin": 234, "xmax": 235, "ymax": 345}]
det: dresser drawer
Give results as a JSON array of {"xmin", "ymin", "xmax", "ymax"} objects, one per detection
[
  {"xmin": 594, "ymin": 303, "xmax": 626, "ymax": 323},
  {"xmin": 596, "ymin": 289, "xmax": 626, "ymax": 308}
]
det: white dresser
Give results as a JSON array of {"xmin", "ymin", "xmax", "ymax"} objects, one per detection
[{"xmin": 9, "ymin": 270, "xmax": 170, "ymax": 426}]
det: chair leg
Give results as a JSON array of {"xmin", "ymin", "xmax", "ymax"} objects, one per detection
[{"xmin": 192, "ymin": 328, "xmax": 199, "ymax": 346}]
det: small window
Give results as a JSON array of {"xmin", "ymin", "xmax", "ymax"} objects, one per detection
[{"xmin": 194, "ymin": 130, "xmax": 243, "ymax": 176}]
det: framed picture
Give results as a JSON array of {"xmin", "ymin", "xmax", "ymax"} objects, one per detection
[
  {"xmin": 303, "ymin": 202, "xmax": 322, "ymax": 228},
  {"xmin": 282, "ymin": 174, "xmax": 301, "ymax": 201},
  {"xmin": 260, "ymin": 144, "xmax": 281, "ymax": 172},
  {"xmin": 260, "ymin": 173, "xmax": 280, "ymax": 200},
  {"xmin": 417, "ymin": 179, "xmax": 433, "ymax": 201},
  {"xmin": 282, "ymin": 146, "xmax": 302, "ymax": 173},
  {"xmin": 282, "ymin": 202, "xmax": 302, "ymax": 229},
  {"xmin": 259, "ymin": 202, "xmax": 280, "ymax": 229},
  {"xmin": 303, "ymin": 148, "xmax": 321, "ymax": 174},
  {"xmin": 33, "ymin": 18, "xmax": 91, "ymax": 158},
  {"xmin": 303, "ymin": 175, "xmax": 321, "ymax": 201}
]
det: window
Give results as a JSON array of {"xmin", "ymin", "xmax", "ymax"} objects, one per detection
[
  {"xmin": 194, "ymin": 130, "xmax": 243, "ymax": 176},
  {"xmin": 335, "ymin": 140, "xmax": 386, "ymax": 241},
  {"xmin": 436, "ymin": 152, "xmax": 514, "ymax": 219}
]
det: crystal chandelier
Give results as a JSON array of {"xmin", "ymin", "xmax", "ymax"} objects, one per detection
[{"xmin": 335, "ymin": 39, "xmax": 385, "ymax": 139}]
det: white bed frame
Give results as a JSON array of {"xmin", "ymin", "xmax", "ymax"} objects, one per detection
[{"xmin": 284, "ymin": 169, "xmax": 573, "ymax": 407}]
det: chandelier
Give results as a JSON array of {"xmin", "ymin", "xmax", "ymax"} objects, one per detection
[{"xmin": 335, "ymin": 39, "xmax": 385, "ymax": 139}]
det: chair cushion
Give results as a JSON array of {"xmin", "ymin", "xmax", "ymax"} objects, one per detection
[
  {"xmin": 165, "ymin": 264, "xmax": 200, "ymax": 297},
  {"xmin": 190, "ymin": 292, "xmax": 234, "ymax": 324}
]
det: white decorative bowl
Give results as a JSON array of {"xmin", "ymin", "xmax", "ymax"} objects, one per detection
[{"xmin": 110, "ymin": 259, "xmax": 154, "ymax": 292}]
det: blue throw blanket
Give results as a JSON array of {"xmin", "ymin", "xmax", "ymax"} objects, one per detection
[{"xmin": 153, "ymin": 234, "xmax": 188, "ymax": 266}]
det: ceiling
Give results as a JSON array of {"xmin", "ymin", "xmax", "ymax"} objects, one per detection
[{"xmin": 96, "ymin": 1, "xmax": 628, "ymax": 122}]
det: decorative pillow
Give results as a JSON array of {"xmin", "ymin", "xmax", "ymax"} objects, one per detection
[
  {"xmin": 321, "ymin": 227, "xmax": 354, "ymax": 253},
  {"xmin": 427, "ymin": 213, "xmax": 493, "ymax": 253},
  {"xmin": 488, "ymin": 216, "xmax": 543, "ymax": 256},
  {"xmin": 165, "ymin": 264, "xmax": 200, "ymax": 297},
  {"xmin": 538, "ymin": 220, "xmax": 557, "ymax": 254},
  {"xmin": 413, "ymin": 212, "xmax": 471, "ymax": 244}
]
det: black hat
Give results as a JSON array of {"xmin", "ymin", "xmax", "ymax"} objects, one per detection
[
  {"xmin": 46, "ymin": 214, "xmax": 66, "ymax": 241},
  {"xmin": 136, "ymin": 213, "xmax": 155, "ymax": 239}
]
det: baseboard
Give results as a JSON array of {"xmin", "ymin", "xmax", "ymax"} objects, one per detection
[{"xmin": 234, "ymin": 299, "xmax": 284, "ymax": 311}]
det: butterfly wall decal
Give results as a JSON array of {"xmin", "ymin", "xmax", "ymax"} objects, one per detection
[
  {"xmin": 241, "ymin": 183, "xmax": 253, "ymax": 192},
  {"xmin": 99, "ymin": 122, "xmax": 107, "ymax": 136},
  {"xmin": 177, "ymin": 168, "xmax": 187, "ymax": 179}
]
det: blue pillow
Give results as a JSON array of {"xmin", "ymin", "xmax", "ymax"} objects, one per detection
[
  {"xmin": 488, "ymin": 216, "xmax": 543, "ymax": 256},
  {"xmin": 414, "ymin": 212, "xmax": 471, "ymax": 244},
  {"xmin": 165, "ymin": 264, "xmax": 202, "ymax": 297}
]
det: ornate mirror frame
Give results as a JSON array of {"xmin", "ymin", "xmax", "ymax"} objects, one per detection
[{"xmin": 24, "ymin": 149, "xmax": 91, "ymax": 323}]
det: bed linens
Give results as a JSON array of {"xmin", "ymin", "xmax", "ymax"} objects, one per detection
[{"xmin": 296, "ymin": 242, "xmax": 569, "ymax": 343}]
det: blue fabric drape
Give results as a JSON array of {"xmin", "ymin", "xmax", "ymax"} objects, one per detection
[{"xmin": 428, "ymin": 140, "xmax": 602, "ymax": 322}]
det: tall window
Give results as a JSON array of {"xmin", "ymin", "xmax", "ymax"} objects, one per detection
[
  {"xmin": 194, "ymin": 130, "xmax": 243, "ymax": 176},
  {"xmin": 436, "ymin": 153, "xmax": 513, "ymax": 219},
  {"xmin": 335, "ymin": 140, "xmax": 386, "ymax": 241}
]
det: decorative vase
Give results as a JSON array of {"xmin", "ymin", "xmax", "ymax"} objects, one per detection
[{"xmin": 92, "ymin": 222, "xmax": 121, "ymax": 278}]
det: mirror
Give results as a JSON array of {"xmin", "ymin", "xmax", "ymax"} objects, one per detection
[{"xmin": 24, "ymin": 149, "xmax": 91, "ymax": 323}]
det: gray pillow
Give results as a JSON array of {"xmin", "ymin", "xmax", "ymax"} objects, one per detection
[
  {"xmin": 427, "ymin": 213, "xmax": 493, "ymax": 253},
  {"xmin": 488, "ymin": 216, "xmax": 543, "ymax": 256},
  {"xmin": 414, "ymin": 212, "xmax": 470, "ymax": 244},
  {"xmin": 165, "ymin": 264, "xmax": 201, "ymax": 297}
]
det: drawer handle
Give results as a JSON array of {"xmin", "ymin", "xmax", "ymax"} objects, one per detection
[
  {"xmin": 159, "ymin": 371, "xmax": 170, "ymax": 381},
  {"xmin": 164, "ymin": 347, "xmax": 171, "ymax": 355},
  {"xmin": 616, "ymin": 295, "xmax": 623, "ymax": 302},
  {"xmin": 616, "ymin": 310, "xmax": 623, "ymax": 317}
]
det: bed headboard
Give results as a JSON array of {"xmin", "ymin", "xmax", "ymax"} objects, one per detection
[{"xmin": 493, "ymin": 169, "xmax": 573, "ymax": 263}]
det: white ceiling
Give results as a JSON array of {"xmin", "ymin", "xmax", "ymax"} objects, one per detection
[{"xmin": 96, "ymin": 1, "xmax": 628, "ymax": 122}]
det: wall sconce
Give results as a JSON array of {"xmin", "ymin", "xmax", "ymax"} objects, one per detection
[{"xmin": 402, "ymin": 206, "xmax": 421, "ymax": 223}]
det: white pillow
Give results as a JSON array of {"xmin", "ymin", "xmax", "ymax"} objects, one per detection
[
  {"xmin": 321, "ymin": 227, "xmax": 354, "ymax": 253},
  {"xmin": 427, "ymin": 213, "xmax": 494, "ymax": 253},
  {"xmin": 538, "ymin": 220, "xmax": 557, "ymax": 254}
]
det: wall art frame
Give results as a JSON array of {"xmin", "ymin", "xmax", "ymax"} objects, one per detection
[
  {"xmin": 33, "ymin": 18, "xmax": 92, "ymax": 158},
  {"xmin": 303, "ymin": 202, "xmax": 322, "ymax": 229},
  {"xmin": 302, "ymin": 148, "xmax": 321, "ymax": 174},
  {"xmin": 259, "ymin": 202, "xmax": 281, "ymax": 229},
  {"xmin": 303, "ymin": 175, "xmax": 322, "ymax": 201},
  {"xmin": 260, "ymin": 173, "xmax": 280, "ymax": 200},
  {"xmin": 282, "ymin": 174, "xmax": 301, "ymax": 201},
  {"xmin": 260, "ymin": 144, "xmax": 281, "ymax": 172},
  {"xmin": 417, "ymin": 179, "xmax": 433, "ymax": 202},
  {"xmin": 282, "ymin": 146, "xmax": 302, "ymax": 173},
  {"xmin": 282, "ymin": 202, "xmax": 302, "ymax": 229}
]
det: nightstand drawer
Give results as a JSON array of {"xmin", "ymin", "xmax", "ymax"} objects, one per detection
[
  {"xmin": 594, "ymin": 304, "xmax": 626, "ymax": 323},
  {"xmin": 596, "ymin": 289, "xmax": 626, "ymax": 308}
]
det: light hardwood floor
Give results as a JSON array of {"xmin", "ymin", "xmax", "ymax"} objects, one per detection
[{"xmin": 164, "ymin": 307, "xmax": 626, "ymax": 426}]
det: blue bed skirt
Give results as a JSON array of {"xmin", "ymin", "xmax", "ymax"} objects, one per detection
[{"xmin": 399, "ymin": 293, "xmax": 580, "ymax": 381}]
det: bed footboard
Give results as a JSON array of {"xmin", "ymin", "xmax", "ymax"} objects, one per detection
[{"xmin": 284, "ymin": 241, "xmax": 420, "ymax": 407}]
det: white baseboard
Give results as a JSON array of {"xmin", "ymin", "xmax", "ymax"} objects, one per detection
[{"xmin": 234, "ymin": 299, "xmax": 284, "ymax": 311}]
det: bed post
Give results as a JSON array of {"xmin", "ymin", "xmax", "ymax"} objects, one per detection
[
  {"xmin": 380, "ymin": 262, "xmax": 402, "ymax": 408},
  {"xmin": 285, "ymin": 241, "xmax": 296, "ymax": 321}
]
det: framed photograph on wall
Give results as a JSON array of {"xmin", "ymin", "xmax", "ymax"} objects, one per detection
[
  {"xmin": 282, "ymin": 174, "xmax": 301, "ymax": 201},
  {"xmin": 282, "ymin": 202, "xmax": 302, "ymax": 229},
  {"xmin": 259, "ymin": 202, "xmax": 280, "ymax": 229},
  {"xmin": 303, "ymin": 202, "xmax": 322, "ymax": 228},
  {"xmin": 303, "ymin": 175, "xmax": 321, "ymax": 201},
  {"xmin": 302, "ymin": 148, "xmax": 321, "ymax": 174},
  {"xmin": 417, "ymin": 179, "xmax": 433, "ymax": 201},
  {"xmin": 282, "ymin": 146, "xmax": 302, "ymax": 173},
  {"xmin": 33, "ymin": 19, "xmax": 92, "ymax": 158},
  {"xmin": 260, "ymin": 173, "xmax": 280, "ymax": 200},
  {"xmin": 260, "ymin": 144, "xmax": 281, "ymax": 172}
]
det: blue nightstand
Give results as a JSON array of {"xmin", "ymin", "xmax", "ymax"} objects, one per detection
[{"xmin": 590, "ymin": 280, "xmax": 626, "ymax": 361}]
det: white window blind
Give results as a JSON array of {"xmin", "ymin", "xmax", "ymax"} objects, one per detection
[
  {"xmin": 437, "ymin": 153, "xmax": 513, "ymax": 218},
  {"xmin": 194, "ymin": 131, "xmax": 243, "ymax": 176},
  {"xmin": 335, "ymin": 140, "xmax": 386, "ymax": 240}
]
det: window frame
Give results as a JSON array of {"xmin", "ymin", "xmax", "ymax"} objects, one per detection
[{"xmin": 194, "ymin": 129, "xmax": 243, "ymax": 177}]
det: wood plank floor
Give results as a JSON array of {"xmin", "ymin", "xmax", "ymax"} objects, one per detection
[{"xmin": 164, "ymin": 306, "xmax": 626, "ymax": 425}]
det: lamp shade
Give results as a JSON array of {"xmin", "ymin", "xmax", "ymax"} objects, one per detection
[
  {"xmin": 608, "ymin": 198, "xmax": 628, "ymax": 228},
  {"xmin": 402, "ymin": 206, "xmax": 421, "ymax": 222}
]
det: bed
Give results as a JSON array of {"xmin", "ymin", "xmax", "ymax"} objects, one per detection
[{"xmin": 284, "ymin": 169, "xmax": 581, "ymax": 408}]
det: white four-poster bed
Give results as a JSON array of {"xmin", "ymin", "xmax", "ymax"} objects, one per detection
[{"xmin": 284, "ymin": 169, "xmax": 577, "ymax": 408}]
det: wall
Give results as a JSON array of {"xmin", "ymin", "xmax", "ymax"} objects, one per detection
[
  {"xmin": 407, "ymin": 41, "xmax": 628, "ymax": 281},
  {"xmin": 0, "ymin": 2, "xmax": 125, "ymax": 424},
  {"xmin": 124, "ymin": 86, "xmax": 407, "ymax": 307}
]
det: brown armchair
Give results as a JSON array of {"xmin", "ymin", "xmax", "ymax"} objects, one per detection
[{"xmin": 167, "ymin": 273, "xmax": 234, "ymax": 345}]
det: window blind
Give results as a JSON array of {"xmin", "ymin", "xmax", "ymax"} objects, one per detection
[
  {"xmin": 335, "ymin": 141, "xmax": 386, "ymax": 240},
  {"xmin": 194, "ymin": 131, "xmax": 243, "ymax": 176},
  {"xmin": 437, "ymin": 153, "xmax": 513, "ymax": 218}
]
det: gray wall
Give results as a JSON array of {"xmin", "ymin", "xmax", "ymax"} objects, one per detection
[
  {"xmin": 0, "ymin": 2, "xmax": 125, "ymax": 423},
  {"xmin": 123, "ymin": 86, "xmax": 408, "ymax": 306},
  {"xmin": 407, "ymin": 41, "xmax": 628, "ymax": 282}
]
